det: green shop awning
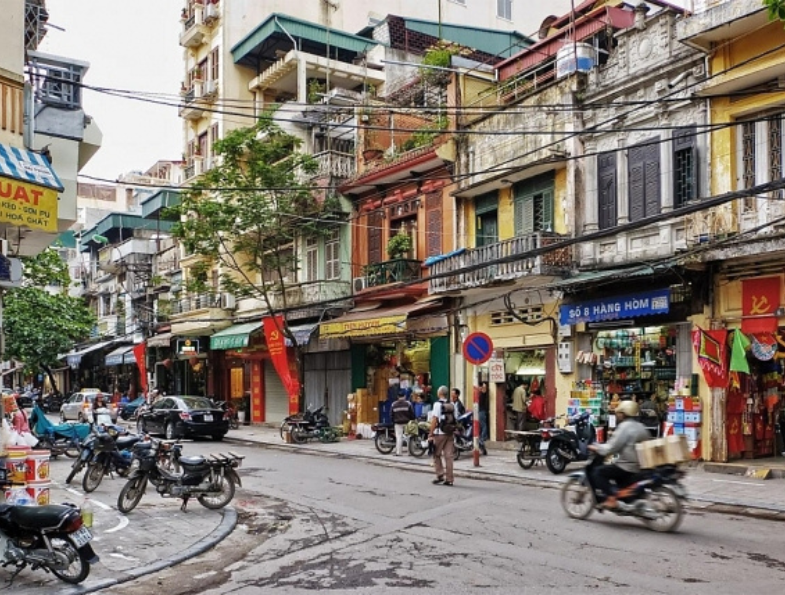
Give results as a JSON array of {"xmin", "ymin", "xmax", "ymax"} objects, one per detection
[{"xmin": 210, "ymin": 321, "xmax": 262, "ymax": 350}]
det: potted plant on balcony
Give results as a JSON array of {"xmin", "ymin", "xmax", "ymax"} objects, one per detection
[
  {"xmin": 387, "ymin": 231, "xmax": 413, "ymax": 260},
  {"xmin": 180, "ymin": 8, "xmax": 189, "ymax": 21}
]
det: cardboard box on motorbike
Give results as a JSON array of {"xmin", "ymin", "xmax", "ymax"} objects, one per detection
[{"xmin": 636, "ymin": 435, "xmax": 691, "ymax": 469}]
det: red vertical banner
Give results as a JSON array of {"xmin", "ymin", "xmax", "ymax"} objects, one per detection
[
  {"xmin": 263, "ymin": 315, "xmax": 300, "ymax": 415},
  {"xmin": 251, "ymin": 360, "xmax": 263, "ymax": 423},
  {"xmin": 742, "ymin": 276, "xmax": 780, "ymax": 333},
  {"xmin": 133, "ymin": 342, "xmax": 148, "ymax": 394}
]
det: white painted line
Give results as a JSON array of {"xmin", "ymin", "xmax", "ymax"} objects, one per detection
[
  {"xmin": 61, "ymin": 486, "xmax": 113, "ymax": 509},
  {"xmin": 710, "ymin": 479, "xmax": 765, "ymax": 487},
  {"xmin": 194, "ymin": 571, "xmax": 218, "ymax": 580},
  {"xmin": 104, "ymin": 514, "xmax": 130, "ymax": 534},
  {"xmin": 108, "ymin": 552, "xmax": 138, "ymax": 562}
]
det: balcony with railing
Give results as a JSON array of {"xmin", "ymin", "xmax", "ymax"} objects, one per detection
[
  {"xmin": 678, "ymin": 0, "xmax": 766, "ymax": 49},
  {"xmin": 97, "ymin": 238, "xmax": 156, "ymax": 272},
  {"xmin": 179, "ymin": 4, "xmax": 209, "ymax": 48},
  {"xmin": 429, "ymin": 232, "xmax": 571, "ymax": 294},
  {"xmin": 364, "ymin": 259, "xmax": 422, "ymax": 289},
  {"xmin": 269, "ymin": 280, "xmax": 352, "ymax": 315},
  {"xmin": 312, "ymin": 150, "xmax": 356, "ymax": 180}
]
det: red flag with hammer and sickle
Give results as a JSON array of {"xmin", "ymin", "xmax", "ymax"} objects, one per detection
[{"xmin": 742, "ymin": 276, "xmax": 780, "ymax": 333}]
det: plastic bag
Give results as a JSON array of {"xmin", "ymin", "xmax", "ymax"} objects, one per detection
[{"xmin": 18, "ymin": 431, "xmax": 39, "ymax": 447}]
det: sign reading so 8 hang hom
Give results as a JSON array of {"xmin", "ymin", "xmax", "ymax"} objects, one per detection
[{"xmin": 559, "ymin": 288, "xmax": 670, "ymax": 326}]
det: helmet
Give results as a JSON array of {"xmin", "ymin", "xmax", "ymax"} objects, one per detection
[{"xmin": 615, "ymin": 400, "xmax": 639, "ymax": 417}]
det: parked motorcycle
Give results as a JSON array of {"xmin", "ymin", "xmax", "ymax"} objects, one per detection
[
  {"xmin": 28, "ymin": 404, "xmax": 89, "ymax": 459},
  {"xmin": 0, "ymin": 471, "xmax": 99, "ymax": 584},
  {"xmin": 117, "ymin": 439, "xmax": 243, "ymax": 513},
  {"xmin": 80, "ymin": 427, "xmax": 142, "ymax": 493},
  {"xmin": 453, "ymin": 411, "xmax": 476, "ymax": 459},
  {"xmin": 545, "ymin": 411, "xmax": 596, "ymax": 474},
  {"xmin": 65, "ymin": 424, "xmax": 127, "ymax": 485},
  {"xmin": 406, "ymin": 418, "xmax": 431, "ymax": 457},
  {"xmin": 372, "ymin": 422, "xmax": 397, "ymax": 454},
  {"xmin": 288, "ymin": 406, "xmax": 338, "ymax": 443},
  {"xmin": 516, "ymin": 416, "xmax": 557, "ymax": 469},
  {"xmin": 561, "ymin": 453, "xmax": 686, "ymax": 532}
]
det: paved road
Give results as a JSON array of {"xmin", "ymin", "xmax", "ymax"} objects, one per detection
[{"xmin": 105, "ymin": 441, "xmax": 785, "ymax": 595}]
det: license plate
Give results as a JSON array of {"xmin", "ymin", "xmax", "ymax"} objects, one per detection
[
  {"xmin": 421, "ymin": 440, "xmax": 429, "ymax": 448},
  {"xmin": 540, "ymin": 441, "xmax": 550, "ymax": 452},
  {"xmin": 203, "ymin": 414, "xmax": 213, "ymax": 422},
  {"xmin": 70, "ymin": 526, "xmax": 92, "ymax": 548}
]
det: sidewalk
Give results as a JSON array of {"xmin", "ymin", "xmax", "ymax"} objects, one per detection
[
  {"xmin": 225, "ymin": 425, "xmax": 785, "ymax": 518},
  {"xmin": 7, "ymin": 475, "xmax": 236, "ymax": 595}
]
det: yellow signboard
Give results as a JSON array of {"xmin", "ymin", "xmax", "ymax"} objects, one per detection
[
  {"xmin": 0, "ymin": 177, "xmax": 58, "ymax": 232},
  {"xmin": 320, "ymin": 314, "xmax": 407, "ymax": 339}
]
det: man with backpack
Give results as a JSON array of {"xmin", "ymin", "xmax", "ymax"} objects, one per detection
[{"xmin": 429, "ymin": 385, "xmax": 456, "ymax": 486}]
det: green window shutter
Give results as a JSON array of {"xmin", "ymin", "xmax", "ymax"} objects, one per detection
[
  {"xmin": 541, "ymin": 189, "xmax": 554, "ymax": 232},
  {"xmin": 514, "ymin": 196, "xmax": 524, "ymax": 235}
]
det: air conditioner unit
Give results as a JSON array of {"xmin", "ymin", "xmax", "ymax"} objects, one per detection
[
  {"xmin": 202, "ymin": 79, "xmax": 217, "ymax": 97},
  {"xmin": 204, "ymin": 3, "xmax": 219, "ymax": 22},
  {"xmin": 352, "ymin": 276, "xmax": 367, "ymax": 293},
  {"xmin": 221, "ymin": 293, "xmax": 236, "ymax": 309}
]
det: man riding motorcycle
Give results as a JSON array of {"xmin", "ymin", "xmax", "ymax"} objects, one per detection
[{"xmin": 587, "ymin": 400, "xmax": 650, "ymax": 509}]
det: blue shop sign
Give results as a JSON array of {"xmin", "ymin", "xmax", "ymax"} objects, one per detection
[{"xmin": 559, "ymin": 288, "xmax": 670, "ymax": 326}]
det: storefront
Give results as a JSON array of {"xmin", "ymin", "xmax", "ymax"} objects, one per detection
[
  {"xmin": 104, "ymin": 344, "xmax": 137, "ymax": 398},
  {"xmin": 147, "ymin": 332, "xmax": 174, "ymax": 395},
  {"xmin": 303, "ymin": 337, "xmax": 352, "ymax": 426},
  {"xmin": 173, "ymin": 337, "xmax": 208, "ymax": 397}
]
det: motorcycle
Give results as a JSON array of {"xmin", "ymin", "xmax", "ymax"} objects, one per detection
[
  {"xmin": 79, "ymin": 427, "xmax": 142, "ymax": 493},
  {"xmin": 515, "ymin": 416, "xmax": 557, "ymax": 469},
  {"xmin": 217, "ymin": 401, "xmax": 239, "ymax": 430},
  {"xmin": 372, "ymin": 422, "xmax": 398, "ymax": 454},
  {"xmin": 117, "ymin": 439, "xmax": 243, "ymax": 513},
  {"xmin": 0, "ymin": 470, "xmax": 99, "ymax": 585},
  {"xmin": 28, "ymin": 404, "xmax": 90, "ymax": 459},
  {"xmin": 453, "ymin": 411, "xmax": 476, "ymax": 459},
  {"xmin": 406, "ymin": 417, "xmax": 431, "ymax": 457},
  {"xmin": 544, "ymin": 411, "xmax": 596, "ymax": 474},
  {"xmin": 288, "ymin": 406, "xmax": 338, "ymax": 444},
  {"xmin": 561, "ymin": 454, "xmax": 686, "ymax": 532}
]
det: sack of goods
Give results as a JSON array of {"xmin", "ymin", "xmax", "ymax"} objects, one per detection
[{"xmin": 636, "ymin": 435, "xmax": 691, "ymax": 469}]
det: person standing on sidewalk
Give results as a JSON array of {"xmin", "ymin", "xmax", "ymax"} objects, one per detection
[
  {"xmin": 391, "ymin": 390, "xmax": 415, "ymax": 456},
  {"xmin": 511, "ymin": 379, "xmax": 528, "ymax": 431},
  {"xmin": 478, "ymin": 382, "xmax": 489, "ymax": 455},
  {"xmin": 429, "ymin": 386, "xmax": 456, "ymax": 486}
]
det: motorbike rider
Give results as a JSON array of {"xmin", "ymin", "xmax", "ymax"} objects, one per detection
[{"xmin": 587, "ymin": 400, "xmax": 650, "ymax": 509}]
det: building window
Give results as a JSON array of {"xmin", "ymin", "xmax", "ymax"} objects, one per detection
[
  {"xmin": 673, "ymin": 126, "xmax": 698, "ymax": 209},
  {"xmin": 210, "ymin": 123, "xmax": 219, "ymax": 157},
  {"xmin": 769, "ymin": 115, "xmax": 782, "ymax": 199},
  {"xmin": 325, "ymin": 230, "xmax": 340, "ymax": 280},
  {"xmin": 497, "ymin": 0, "xmax": 512, "ymax": 20},
  {"xmin": 305, "ymin": 236, "xmax": 318, "ymax": 282},
  {"xmin": 513, "ymin": 172, "xmax": 554, "ymax": 235},
  {"xmin": 390, "ymin": 216, "xmax": 417, "ymax": 259},
  {"xmin": 627, "ymin": 138, "xmax": 661, "ymax": 222},
  {"xmin": 737, "ymin": 112, "xmax": 785, "ymax": 210},
  {"xmin": 597, "ymin": 152, "xmax": 617, "ymax": 230},
  {"xmin": 210, "ymin": 47, "xmax": 219, "ymax": 81}
]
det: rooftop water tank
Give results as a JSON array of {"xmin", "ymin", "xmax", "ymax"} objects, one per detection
[{"xmin": 556, "ymin": 42, "xmax": 597, "ymax": 79}]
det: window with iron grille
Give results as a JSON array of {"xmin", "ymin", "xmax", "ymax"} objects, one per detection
[
  {"xmin": 673, "ymin": 126, "xmax": 698, "ymax": 209},
  {"xmin": 741, "ymin": 119, "xmax": 756, "ymax": 211},
  {"xmin": 490, "ymin": 306, "xmax": 543, "ymax": 326},
  {"xmin": 769, "ymin": 115, "xmax": 782, "ymax": 199},
  {"xmin": 737, "ymin": 112, "xmax": 785, "ymax": 210},
  {"xmin": 325, "ymin": 230, "xmax": 340, "ymax": 280}
]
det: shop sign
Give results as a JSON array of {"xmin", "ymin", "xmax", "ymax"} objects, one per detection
[
  {"xmin": 559, "ymin": 289, "xmax": 670, "ymax": 326},
  {"xmin": 741, "ymin": 276, "xmax": 780, "ymax": 333},
  {"xmin": 177, "ymin": 339, "xmax": 200, "ymax": 356},
  {"xmin": 320, "ymin": 314, "xmax": 407, "ymax": 339},
  {"xmin": 488, "ymin": 358, "xmax": 506, "ymax": 383},
  {"xmin": 0, "ymin": 177, "xmax": 59, "ymax": 232}
]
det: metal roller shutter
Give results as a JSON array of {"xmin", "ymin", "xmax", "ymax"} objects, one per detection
[
  {"xmin": 264, "ymin": 360, "xmax": 289, "ymax": 423},
  {"xmin": 304, "ymin": 351, "xmax": 351, "ymax": 426}
]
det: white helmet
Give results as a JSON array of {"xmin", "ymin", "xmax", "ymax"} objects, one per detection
[{"xmin": 615, "ymin": 400, "xmax": 639, "ymax": 417}]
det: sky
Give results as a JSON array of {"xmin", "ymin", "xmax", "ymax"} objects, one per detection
[{"xmin": 39, "ymin": 0, "xmax": 183, "ymax": 181}]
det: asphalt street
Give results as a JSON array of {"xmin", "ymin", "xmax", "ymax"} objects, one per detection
[{"xmin": 103, "ymin": 440, "xmax": 785, "ymax": 595}]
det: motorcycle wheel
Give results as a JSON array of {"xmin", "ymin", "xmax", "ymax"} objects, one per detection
[
  {"xmin": 117, "ymin": 476, "xmax": 147, "ymax": 513},
  {"xmin": 229, "ymin": 418, "xmax": 239, "ymax": 430},
  {"xmin": 545, "ymin": 444, "xmax": 568, "ymax": 474},
  {"xmin": 82, "ymin": 462, "xmax": 105, "ymax": 493},
  {"xmin": 65, "ymin": 442, "xmax": 80, "ymax": 459},
  {"xmin": 65, "ymin": 460, "xmax": 85, "ymax": 485},
  {"xmin": 560, "ymin": 477, "xmax": 595, "ymax": 520},
  {"xmin": 48, "ymin": 536, "xmax": 90, "ymax": 584},
  {"xmin": 280, "ymin": 420, "xmax": 292, "ymax": 440},
  {"xmin": 116, "ymin": 464, "xmax": 132, "ymax": 478},
  {"xmin": 516, "ymin": 441, "xmax": 537, "ymax": 469},
  {"xmin": 197, "ymin": 474, "xmax": 236, "ymax": 510},
  {"xmin": 374, "ymin": 430, "xmax": 395, "ymax": 454},
  {"xmin": 408, "ymin": 435, "xmax": 428, "ymax": 457},
  {"xmin": 290, "ymin": 426, "xmax": 307, "ymax": 444},
  {"xmin": 642, "ymin": 486, "xmax": 683, "ymax": 533}
]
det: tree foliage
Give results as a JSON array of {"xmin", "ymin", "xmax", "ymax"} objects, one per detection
[
  {"xmin": 171, "ymin": 111, "xmax": 342, "ymax": 345},
  {"xmin": 764, "ymin": 0, "xmax": 785, "ymax": 22},
  {"xmin": 4, "ymin": 248, "xmax": 95, "ymax": 391}
]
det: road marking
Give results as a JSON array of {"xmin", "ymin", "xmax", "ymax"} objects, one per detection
[
  {"xmin": 194, "ymin": 571, "xmax": 218, "ymax": 580},
  {"xmin": 710, "ymin": 479, "xmax": 765, "ymax": 487},
  {"xmin": 105, "ymin": 515, "xmax": 130, "ymax": 534},
  {"xmin": 108, "ymin": 552, "xmax": 138, "ymax": 561},
  {"xmin": 62, "ymin": 486, "xmax": 112, "ymax": 509}
]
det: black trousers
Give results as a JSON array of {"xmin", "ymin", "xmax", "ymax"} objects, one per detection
[{"xmin": 592, "ymin": 464, "xmax": 635, "ymax": 500}]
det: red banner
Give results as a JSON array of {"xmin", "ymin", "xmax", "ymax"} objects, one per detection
[
  {"xmin": 263, "ymin": 315, "xmax": 300, "ymax": 414},
  {"xmin": 742, "ymin": 276, "xmax": 780, "ymax": 333},
  {"xmin": 692, "ymin": 328, "xmax": 728, "ymax": 388},
  {"xmin": 133, "ymin": 342, "xmax": 148, "ymax": 394}
]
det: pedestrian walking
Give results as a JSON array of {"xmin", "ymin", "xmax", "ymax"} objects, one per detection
[
  {"xmin": 391, "ymin": 390, "xmax": 414, "ymax": 456},
  {"xmin": 478, "ymin": 381, "xmax": 490, "ymax": 455},
  {"xmin": 429, "ymin": 386, "xmax": 457, "ymax": 486}
]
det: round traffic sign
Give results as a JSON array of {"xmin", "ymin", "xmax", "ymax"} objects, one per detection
[{"xmin": 463, "ymin": 332, "xmax": 494, "ymax": 365}]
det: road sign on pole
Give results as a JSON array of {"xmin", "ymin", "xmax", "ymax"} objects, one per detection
[{"xmin": 462, "ymin": 332, "xmax": 494, "ymax": 365}]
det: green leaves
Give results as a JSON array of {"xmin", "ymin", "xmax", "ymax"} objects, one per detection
[{"xmin": 764, "ymin": 0, "xmax": 785, "ymax": 22}]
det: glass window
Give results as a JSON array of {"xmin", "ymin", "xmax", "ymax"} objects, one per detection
[
  {"xmin": 497, "ymin": 0, "xmax": 512, "ymax": 20},
  {"xmin": 325, "ymin": 230, "xmax": 340, "ymax": 280}
]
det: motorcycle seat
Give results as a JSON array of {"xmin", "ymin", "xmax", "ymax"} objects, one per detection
[
  {"xmin": 116, "ymin": 435, "xmax": 141, "ymax": 450},
  {"xmin": 3, "ymin": 504, "xmax": 75, "ymax": 530},
  {"xmin": 179, "ymin": 455, "xmax": 206, "ymax": 466}
]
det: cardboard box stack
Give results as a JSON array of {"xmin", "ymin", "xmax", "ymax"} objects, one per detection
[
  {"xmin": 665, "ymin": 396, "xmax": 701, "ymax": 458},
  {"xmin": 351, "ymin": 389, "xmax": 380, "ymax": 439},
  {"xmin": 636, "ymin": 435, "xmax": 691, "ymax": 469}
]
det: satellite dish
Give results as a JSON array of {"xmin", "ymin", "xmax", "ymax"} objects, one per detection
[{"xmin": 538, "ymin": 15, "xmax": 558, "ymax": 40}]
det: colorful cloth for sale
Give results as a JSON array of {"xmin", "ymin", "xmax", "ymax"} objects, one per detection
[
  {"xmin": 729, "ymin": 330, "xmax": 751, "ymax": 374},
  {"xmin": 692, "ymin": 328, "xmax": 728, "ymax": 388},
  {"xmin": 751, "ymin": 333, "xmax": 777, "ymax": 361}
]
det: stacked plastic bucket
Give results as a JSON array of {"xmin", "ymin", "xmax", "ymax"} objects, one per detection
[{"xmin": 3, "ymin": 446, "xmax": 51, "ymax": 505}]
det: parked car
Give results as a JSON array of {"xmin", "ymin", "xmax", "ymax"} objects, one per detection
[
  {"xmin": 119, "ymin": 396, "xmax": 146, "ymax": 420},
  {"xmin": 42, "ymin": 391, "xmax": 65, "ymax": 413},
  {"xmin": 60, "ymin": 391, "xmax": 119, "ymax": 423},
  {"xmin": 136, "ymin": 395, "xmax": 229, "ymax": 441}
]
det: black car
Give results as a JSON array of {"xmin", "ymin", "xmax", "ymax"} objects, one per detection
[
  {"xmin": 15, "ymin": 391, "xmax": 34, "ymax": 409},
  {"xmin": 136, "ymin": 396, "xmax": 229, "ymax": 441}
]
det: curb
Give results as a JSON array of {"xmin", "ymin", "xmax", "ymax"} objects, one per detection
[
  {"xmin": 56, "ymin": 507, "xmax": 238, "ymax": 595},
  {"xmin": 225, "ymin": 435, "xmax": 785, "ymax": 520}
]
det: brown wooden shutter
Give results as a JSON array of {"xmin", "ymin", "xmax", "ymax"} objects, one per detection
[
  {"xmin": 628, "ymin": 145, "xmax": 646, "ymax": 222},
  {"xmin": 425, "ymin": 192, "xmax": 442, "ymax": 257},
  {"xmin": 368, "ymin": 211, "xmax": 382, "ymax": 264},
  {"xmin": 598, "ymin": 152, "xmax": 617, "ymax": 230}
]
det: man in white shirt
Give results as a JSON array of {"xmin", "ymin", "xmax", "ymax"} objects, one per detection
[{"xmin": 429, "ymin": 386, "xmax": 455, "ymax": 486}]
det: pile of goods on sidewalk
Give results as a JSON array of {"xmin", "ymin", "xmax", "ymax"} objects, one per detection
[{"xmin": 2, "ymin": 445, "xmax": 51, "ymax": 505}]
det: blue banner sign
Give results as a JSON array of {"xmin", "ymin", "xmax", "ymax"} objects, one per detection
[{"xmin": 559, "ymin": 288, "xmax": 670, "ymax": 326}]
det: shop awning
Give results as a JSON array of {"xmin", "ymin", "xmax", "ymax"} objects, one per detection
[
  {"xmin": 147, "ymin": 332, "xmax": 173, "ymax": 348},
  {"xmin": 319, "ymin": 300, "xmax": 444, "ymax": 340},
  {"xmin": 284, "ymin": 323, "xmax": 317, "ymax": 347},
  {"xmin": 556, "ymin": 265, "xmax": 668, "ymax": 292},
  {"xmin": 171, "ymin": 320, "xmax": 231, "ymax": 337},
  {"xmin": 66, "ymin": 339, "xmax": 117, "ymax": 369},
  {"xmin": 210, "ymin": 321, "xmax": 263, "ymax": 350},
  {"xmin": 105, "ymin": 344, "xmax": 134, "ymax": 366},
  {"xmin": 0, "ymin": 142, "xmax": 64, "ymax": 191}
]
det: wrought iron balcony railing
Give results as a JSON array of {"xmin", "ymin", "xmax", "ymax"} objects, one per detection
[{"xmin": 364, "ymin": 259, "xmax": 422, "ymax": 288}]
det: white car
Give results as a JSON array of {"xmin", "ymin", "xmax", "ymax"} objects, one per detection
[{"xmin": 60, "ymin": 391, "xmax": 118, "ymax": 423}]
